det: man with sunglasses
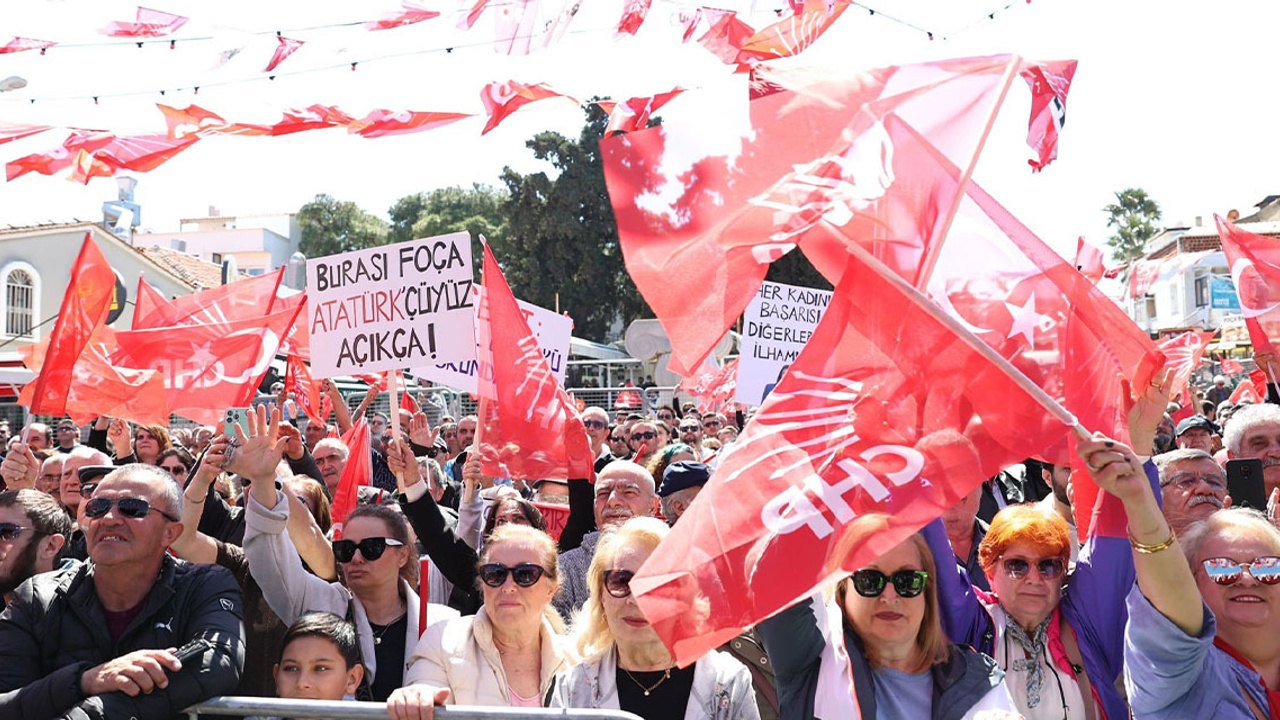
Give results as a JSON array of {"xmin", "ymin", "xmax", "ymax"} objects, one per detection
[
  {"xmin": 0, "ymin": 464, "xmax": 244, "ymax": 719},
  {"xmin": 0, "ymin": 489, "xmax": 69, "ymax": 612},
  {"xmin": 53, "ymin": 419, "xmax": 83, "ymax": 454},
  {"xmin": 582, "ymin": 407, "xmax": 616, "ymax": 474},
  {"xmin": 626, "ymin": 421, "xmax": 659, "ymax": 467}
]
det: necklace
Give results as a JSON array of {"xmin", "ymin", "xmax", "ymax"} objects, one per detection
[
  {"xmin": 370, "ymin": 613, "xmax": 405, "ymax": 646},
  {"xmin": 622, "ymin": 667, "xmax": 672, "ymax": 697}
]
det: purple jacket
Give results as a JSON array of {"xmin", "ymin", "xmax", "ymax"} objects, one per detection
[{"xmin": 923, "ymin": 460, "xmax": 1160, "ymax": 720}]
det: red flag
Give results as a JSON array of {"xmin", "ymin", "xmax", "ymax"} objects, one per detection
[
  {"xmin": 616, "ymin": 0, "xmax": 652, "ymax": 36},
  {"xmin": 460, "ymin": 0, "xmax": 489, "ymax": 29},
  {"xmin": 480, "ymin": 81, "xmax": 575, "ymax": 135},
  {"xmin": 1157, "ymin": 331, "xmax": 1216, "ymax": 397},
  {"xmin": 600, "ymin": 89, "xmax": 684, "ymax": 138},
  {"xmin": 1128, "ymin": 259, "xmax": 1161, "ymax": 298},
  {"xmin": 680, "ymin": 358, "xmax": 738, "ymax": 414},
  {"xmin": 286, "ymin": 354, "xmax": 325, "ymax": 424},
  {"xmin": 475, "ymin": 243, "xmax": 594, "ymax": 481},
  {"xmin": 352, "ymin": 371, "xmax": 389, "ymax": 390},
  {"xmin": 109, "ymin": 305, "xmax": 302, "ymax": 426},
  {"xmin": 330, "ymin": 417, "xmax": 373, "ymax": 538},
  {"xmin": 20, "ymin": 332, "xmax": 169, "ymax": 427},
  {"xmin": 102, "ymin": 7, "xmax": 188, "ymax": 37},
  {"xmin": 697, "ymin": 12, "xmax": 755, "ymax": 64},
  {"xmin": 1170, "ymin": 387, "xmax": 1196, "ymax": 426},
  {"xmin": 677, "ymin": 8, "xmax": 703, "ymax": 43},
  {"xmin": 131, "ymin": 269, "xmax": 285, "ymax": 329},
  {"xmin": 1216, "ymin": 216, "xmax": 1280, "ymax": 357},
  {"xmin": 347, "ymin": 109, "xmax": 473, "ymax": 138},
  {"xmin": 1, "ymin": 37, "xmax": 56, "ymax": 54},
  {"xmin": 158, "ymin": 104, "xmax": 273, "ymax": 140},
  {"xmin": 7, "ymin": 131, "xmax": 199, "ymax": 182},
  {"xmin": 264, "ymin": 36, "xmax": 304, "ymax": 72},
  {"xmin": 601, "ymin": 56, "xmax": 1029, "ymax": 374},
  {"xmin": 400, "ymin": 385, "xmax": 420, "ymax": 415},
  {"xmin": 21, "ymin": 232, "xmax": 115, "ymax": 416},
  {"xmin": 1221, "ymin": 357, "xmax": 1246, "ymax": 376},
  {"xmin": 1231, "ymin": 378, "xmax": 1264, "ymax": 405},
  {"xmin": 1074, "ymin": 236, "xmax": 1105, "ymax": 283},
  {"xmin": 632, "ymin": 251, "xmax": 1073, "ymax": 665},
  {"xmin": 274, "ymin": 292, "xmax": 311, "ymax": 358},
  {"xmin": 1020, "ymin": 60, "xmax": 1076, "ymax": 171},
  {"xmin": 0, "ymin": 123, "xmax": 50, "ymax": 145},
  {"xmin": 733, "ymin": 0, "xmax": 850, "ymax": 68},
  {"xmin": 269, "ymin": 105, "xmax": 356, "ymax": 136},
  {"xmin": 367, "ymin": 2, "xmax": 441, "ymax": 30}
]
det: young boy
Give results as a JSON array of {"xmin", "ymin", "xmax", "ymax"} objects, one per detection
[{"xmin": 268, "ymin": 612, "xmax": 366, "ymax": 718}]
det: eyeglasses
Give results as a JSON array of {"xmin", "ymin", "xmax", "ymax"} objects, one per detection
[
  {"xmin": 1001, "ymin": 557, "xmax": 1066, "ymax": 581},
  {"xmin": 0, "ymin": 523, "xmax": 38, "ymax": 542},
  {"xmin": 609, "ymin": 435, "xmax": 625, "ymax": 443},
  {"xmin": 657, "ymin": 413, "xmax": 675, "ymax": 421},
  {"xmin": 603, "ymin": 569, "xmax": 635, "ymax": 598},
  {"xmin": 83, "ymin": 497, "xmax": 180, "ymax": 522},
  {"xmin": 1201, "ymin": 556, "xmax": 1280, "ymax": 586},
  {"xmin": 630, "ymin": 432, "xmax": 657, "ymax": 442},
  {"xmin": 160, "ymin": 464, "xmax": 188, "ymax": 478},
  {"xmin": 850, "ymin": 569, "xmax": 930, "ymax": 598},
  {"xmin": 331, "ymin": 537, "xmax": 405, "ymax": 563},
  {"xmin": 1160, "ymin": 472, "xmax": 1227, "ymax": 491},
  {"xmin": 678, "ymin": 426, "xmax": 700, "ymax": 433},
  {"xmin": 478, "ymin": 563, "xmax": 550, "ymax": 588},
  {"xmin": 583, "ymin": 420, "xmax": 608, "ymax": 430},
  {"xmin": 703, "ymin": 421, "xmax": 721, "ymax": 428}
]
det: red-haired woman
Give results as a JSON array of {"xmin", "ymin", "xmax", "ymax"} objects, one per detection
[{"xmin": 923, "ymin": 453, "xmax": 1161, "ymax": 720}]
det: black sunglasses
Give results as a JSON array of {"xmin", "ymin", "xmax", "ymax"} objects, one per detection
[
  {"xmin": 161, "ymin": 464, "xmax": 188, "ymax": 477},
  {"xmin": 83, "ymin": 497, "xmax": 180, "ymax": 522},
  {"xmin": 79, "ymin": 482, "xmax": 97, "ymax": 498},
  {"xmin": 851, "ymin": 569, "xmax": 929, "ymax": 598},
  {"xmin": 583, "ymin": 420, "xmax": 608, "ymax": 430},
  {"xmin": 603, "ymin": 569, "xmax": 635, "ymax": 598},
  {"xmin": 422, "ymin": 447, "xmax": 440, "ymax": 458},
  {"xmin": 0, "ymin": 523, "xmax": 38, "ymax": 542},
  {"xmin": 478, "ymin": 563, "xmax": 550, "ymax": 588},
  {"xmin": 679, "ymin": 425, "xmax": 700, "ymax": 433},
  {"xmin": 332, "ymin": 537, "xmax": 405, "ymax": 563},
  {"xmin": 630, "ymin": 431, "xmax": 657, "ymax": 441},
  {"xmin": 1001, "ymin": 557, "xmax": 1066, "ymax": 581}
]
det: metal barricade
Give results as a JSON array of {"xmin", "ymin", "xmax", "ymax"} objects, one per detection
[{"xmin": 185, "ymin": 696, "xmax": 642, "ymax": 720}]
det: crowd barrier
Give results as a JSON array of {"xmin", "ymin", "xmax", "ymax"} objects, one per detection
[{"xmin": 184, "ymin": 697, "xmax": 644, "ymax": 720}]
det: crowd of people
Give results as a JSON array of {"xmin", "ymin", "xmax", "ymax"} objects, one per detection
[{"xmin": 0, "ymin": 362, "xmax": 1276, "ymax": 720}]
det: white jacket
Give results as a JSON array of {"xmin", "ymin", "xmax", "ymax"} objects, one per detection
[{"xmin": 405, "ymin": 605, "xmax": 570, "ymax": 706}]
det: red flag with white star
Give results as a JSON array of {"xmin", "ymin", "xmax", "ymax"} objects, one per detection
[
  {"xmin": 480, "ymin": 81, "xmax": 575, "ymax": 134},
  {"xmin": 286, "ymin": 354, "xmax": 327, "ymax": 424},
  {"xmin": 20, "ymin": 329, "xmax": 169, "ymax": 427},
  {"xmin": 733, "ymin": 0, "xmax": 850, "ymax": 68},
  {"xmin": 132, "ymin": 269, "xmax": 285, "ymax": 329},
  {"xmin": 1216, "ymin": 216, "xmax": 1280, "ymax": 357},
  {"xmin": 7, "ymin": 131, "xmax": 199, "ymax": 183},
  {"xmin": 158, "ymin": 104, "xmax": 273, "ymax": 140},
  {"xmin": 269, "ymin": 105, "xmax": 356, "ymax": 136}
]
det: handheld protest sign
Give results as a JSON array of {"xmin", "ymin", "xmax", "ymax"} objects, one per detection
[{"xmin": 305, "ymin": 232, "xmax": 475, "ymax": 378}]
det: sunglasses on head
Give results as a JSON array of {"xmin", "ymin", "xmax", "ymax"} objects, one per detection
[
  {"xmin": 83, "ymin": 497, "xmax": 180, "ymax": 522},
  {"xmin": 851, "ymin": 569, "xmax": 929, "ymax": 598},
  {"xmin": 630, "ymin": 432, "xmax": 657, "ymax": 442},
  {"xmin": 1201, "ymin": 556, "xmax": 1280, "ymax": 586},
  {"xmin": 583, "ymin": 420, "xmax": 608, "ymax": 430},
  {"xmin": 0, "ymin": 523, "xmax": 38, "ymax": 542},
  {"xmin": 1001, "ymin": 557, "xmax": 1066, "ymax": 581},
  {"xmin": 603, "ymin": 569, "xmax": 635, "ymax": 598},
  {"xmin": 331, "ymin": 537, "xmax": 405, "ymax": 563},
  {"xmin": 478, "ymin": 563, "xmax": 549, "ymax": 588}
]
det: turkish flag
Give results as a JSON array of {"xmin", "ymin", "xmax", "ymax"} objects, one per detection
[
  {"xmin": 474, "ymin": 243, "xmax": 595, "ymax": 481},
  {"xmin": 102, "ymin": 7, "xmax": 188, "ymax": 37},
  {"xmin": 1074, "ymin": 236, "xmax": 1105, "ymax": 283},
  {"xmin": 1231, "ymin": 378, "xmax": 1264, "ymax": 405},
  {"xmin": 733, "ymin": 0, "xmax": 850, "ymax": 68},
  {"xmin": 109, "ymin": 304, "xmax": 302, "ymax": 426},
  {"xmin": 600, "ymin": 89, "xmax": 684, "ymax": 138},
  {"xmin": 286, "ymin": 354, "xmax": 326, "ymax": 424},
  {"xmin": 21, "ymin": 232, "xmax": 115, "ymax": 416},
  {"xmin": 132, "ymin": 269, "xmax": 285, "ymax": 329},
  {"xmin": 601, "ymin": 55, "xmax": 1029, "ymax": 374},
  {"xmin": 366, "ymin": 2, "xmax": 441, "ymax": 30},
  {"xmin": 0, "ymin": 37, "xmax": 56, "ymax": 54},
  {"xmin": 269, "ymin": 105, "xmax": 355, "ymax": 136},
  {"xmin": 331, "ymin": 417, "xmax": 373, "ymax": 538},
  {"xmin": 348, "ymin": 109, "xmax": 472, "ymax": 138},
  {"xmin": 158, "ymin": 104, "xmax": 273, "ymax": 140},
  {"xmin": 697, "ymin": 12, "xmax": 755, "ymax": 64},
  {"xmin": 631, "ymin": 253, "xmax": 1073, "ymax": 665},
  {"xmin": 1020, "ymin": 60, "xmax": 1076, "ymax": 171},
  {"xmin": 616, "ymin": 0, "xmax": 652, "ymax": 36},
  {"xmin": 480, "ymin": 81, "xmax": 575, "ymax": 135},
  {"xmin": 680, "ymin": 358, "xmax": 738, "ymax": 414},
  {"xmin": 1216, "ymin": 216, "xmax": 1280, "ymax": 357},
  {"xmin": 1158, "ymin": 331, "xmax": 1216, "ymax": 397},
  {"xmin": 20, "ymin": 330, "xmax": 169, "ymax": 427},
  {"xmin": 7, "ymin": 131, "xmax": 199, "ymax": 182},
  {"xmin": 264, "ymin": 36, "xmax": 304, "ymax": 72},
  {"xmin": 1128, "ymin": 259, "xmax": 1161, "ymax": 299},
  {"xmin": 1221, "ymin": 357, "xmax": 1246, "ymax": 376}
]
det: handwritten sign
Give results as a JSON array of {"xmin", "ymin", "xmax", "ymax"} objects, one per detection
[
  {"xmin": 306, "ymin": 232, "xmax": 475, "ymax": 378},
  {"xmin": 533, "ymin": 501, "xmax": 570, "ymax": 541},
  {"xmin": 412, "ymin": 286, "xmax": 572, "ymax": 393},
  {"xmin": 736, "ymin": 281, "xmax": 832, "ymax": 406}
]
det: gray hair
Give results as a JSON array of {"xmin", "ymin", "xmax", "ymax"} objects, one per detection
[
  {"xmin": 1223, "ymin": 403, "xmax": 1280, "ymax": 455},
  {"xmin": 659, "ymin": 486, "xmax": 700, "ymax": 525},
  {"xmin": 597, "ymin": 460, "xmax": 656, "ymax": 495},
  {"xmin": 1153, "ymin": 448, "xmax": 1218, "ymax": 485},
  {"xmin": 68, "ymin": 445, "xmax": 111, "ymax": 465},
  {"xmin": 1181, "ymin": 507, "xmax": 1280, "ymax": 566},
  {"xmin": 105, "ymin": 463, "xmax": 183, "ymax": 520},
  {"xmin": 313, "ymin": 438, "xmax": 350, "ymax": 461}
]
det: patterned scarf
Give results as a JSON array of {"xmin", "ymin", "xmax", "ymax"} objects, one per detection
[{"xmin": 1007, "ymin": 616, "xmax": 1053, "ymax": 707}]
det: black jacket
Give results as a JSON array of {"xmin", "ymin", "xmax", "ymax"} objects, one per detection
[
  {"xmin": 399, "ymin": 490, "xmax": 481, "ymax": 615},
  {"xmin": 0, "ymin": 555, "xmax": 245, "ymax": 720}
]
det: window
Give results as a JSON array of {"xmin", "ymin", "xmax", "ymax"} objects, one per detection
[
  {"xmin": 5, "ymin": 270, "xmax": 32, "ymax": 337},
  {"xmin": 1194, "ymin": 273, "xmax": 1210, "ymax": 308},
  {"xmin": 211, "ymin": 253, "xmax": 222, "ymax": 265}
]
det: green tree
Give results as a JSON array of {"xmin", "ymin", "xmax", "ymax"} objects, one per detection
[
  {"xmin": 297, "ymin": 194, "xmax": 389, "ymax": 257},
  {"xmin": 387, "ymin": 184, "xmax": 508, "ymax": 245},
  {"xmin": 1104, "ymin": 188, "xmax": 1162, "ymax": 268},
  {"xmin": 494, "ymin": 105, "xmax": 647, "ymax": 341}
]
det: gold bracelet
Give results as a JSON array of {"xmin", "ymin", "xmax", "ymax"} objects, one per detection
[{"xmin": 1129, "ymin": 527, "xmax": 1176, "ymax": 554}]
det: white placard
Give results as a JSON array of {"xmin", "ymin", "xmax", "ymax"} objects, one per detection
[
  {"xmin": 736, "ymin": 281, "xmax": 832, "ymax": 406},
  {"xmin": 412, "ymin": 285, "xmax": 572, "ymax": 393},
  {"xmin": 305, "ymin": 232, "xmax": 475, "ymax": 378}
]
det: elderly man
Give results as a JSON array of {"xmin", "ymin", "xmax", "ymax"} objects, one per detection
[
  {"xmin": 1206, "ymin": 374, "xmax": 1233, "ymax": 407},
  {"xmin": 312, "ymin": 438, "xmax": 349, "ymax": 496},
  {"xmin": 937, "ymin": 485, "xmax": 990, "ymax": 592},
  {"xmin": 303, "ymin": 419, "xmax": 329, "ymax": 451},
  {"xmin": 657, "ymin": 460, "xmax": 709, "ymax": 525},
  {"xmin": 1155, "ymin": 448, "xmax": 1228, "ymax": 533},
  {"xmin": 1175, "ymin": 416, "xmax": 1216, "ymax": 453},
  {"xmin": 582, "ymin": 406, "xmax": 615, "ymax": 473},
  {"xmin": 0, "ymin": 464, "xmax": 244, "ymax": 718},
  {"xmin": 37, "ymin": 455, "xmax": 63, "ymax": 504},
  {"xmin": 24, "ymin": 422, "xmax": 51, "ymax": 453},
  {"xmin": 1223, "ymin": 403, "xmax": 1280, "ymax": 498},
  {"xmin": 553, "ymin": 460, "xmax": 659, "ymax": 619},
  {"xmin": 0, "ymin": 489, "xmax": 69, "ymax": 611}
]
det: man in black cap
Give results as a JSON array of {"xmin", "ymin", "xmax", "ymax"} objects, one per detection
[
  {"xmin": 1174, "ymin": 415, "xmax": 1216, "ymax": 454},
  {"xmin": 658, "ymin": 460, "xmax": 710, "ymax": 526}
]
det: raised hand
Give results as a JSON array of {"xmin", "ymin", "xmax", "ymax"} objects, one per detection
[
  {"xmin": 190, "ymin": 435, "xmax": 230, "ymax": 491},
  {"xmin": 1077, "ymin": 433, "xmax": 1149, "ymax": 505},
  {"xmin": 107, "ymin": 418, "xmax": 132, "ymax": 458},
  {"xmin": 385, "ymin": 438, "xmax": 422, "ymax": 486},
  {"xmin": 225, "ymin": 405, "xmax": 287, "ymax": 485},
  {"xmin": 408, "ymin": 412, "xmax": 437, "ymax": 449},
  {"xmin": 0, "ymin": 443, "xmax": 38, "ymax": 490},
  {"xmin": 277, "ymin": 423, "xmax": 305, "ymax": 461},
  {"xmin": 1126, "ymin": 367, "xmax": 1174, "ymax": 455}
]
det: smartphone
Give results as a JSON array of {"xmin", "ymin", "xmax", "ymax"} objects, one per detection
[
  {"xmin": 1226, "ymin": 458, "xmax": 1268, "ymax": 510},
  {"xmin": 223, "ymin": 407, "xmax": 251, "ymax": 439},
  {"xmin": 171, "ymin": 638, "xmax": 211, "ymax": 669}
]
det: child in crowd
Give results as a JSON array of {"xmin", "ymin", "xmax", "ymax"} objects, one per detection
[{"xmin": 260, "ymin": 612, "xmax": 367, "ymax": 720}]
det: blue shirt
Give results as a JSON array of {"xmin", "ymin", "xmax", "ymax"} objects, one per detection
[
  {"xmin": 871, "ymin": 666, "xmax": 932, "ymax": 720},
  {"xmin": 1124, "ymin": 584, "xmax": 1270, "ymax": 718}
]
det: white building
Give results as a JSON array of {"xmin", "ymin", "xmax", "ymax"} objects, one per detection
[{"xmin": 134, "ymin": 207, "xmax": 301, "ymax": 278}]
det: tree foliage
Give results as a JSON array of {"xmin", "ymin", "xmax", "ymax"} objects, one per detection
[
  {"xmin": 492, "ymin": 105, "xmax": 648, "ymax": 341},
  {"xmin": 387, "ymin": 184, "xmax": 508, "ymax": 246},
  {"xmin": 1104, "ymin": 188, "xmax": 1162, "ymax": 266},
  {"xmin": 297, "ymin": 194, "xmax": 389, "ymax": 257}
]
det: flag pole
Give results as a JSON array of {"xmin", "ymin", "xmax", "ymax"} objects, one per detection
[
  {"xmin": 913, "ymin": 54, "xmax": 1023, "ymax": 290},
  {"xmin": 844, "ymin": 239, "xmax": 1085, "ymax": 436}
]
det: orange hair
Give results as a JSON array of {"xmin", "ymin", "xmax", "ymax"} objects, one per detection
[{"xmin": 978, "ymin": 504, "xmax": 1071, "ymax": 575}]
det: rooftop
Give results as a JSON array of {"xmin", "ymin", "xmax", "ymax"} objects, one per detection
[{"xmin": 135, "ymin": 245, "xmax": 231, "ymax": 290}]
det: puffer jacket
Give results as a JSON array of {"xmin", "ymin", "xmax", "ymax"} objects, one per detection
[
  {"xmin": 0, "ymin": 554, "xmax": 245, "ymax": 720},
  {"xmin": 550, "ymin": 644, "xmax": 760, "ymax": 720},
  {"xmin": 404, "ymin": 605, "xmax": 569, "ymax": 705}
]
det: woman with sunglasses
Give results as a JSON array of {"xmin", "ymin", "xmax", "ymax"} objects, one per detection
[
  {"xmin": 386, "ymin": 523, "xmax": 569, "ymax": 719},
  {"xmin": 1079, "ymin": 434, "xmax": 1280, "ymax": 718},
  {"xmin": 157, "ymin": 447, "xmax": 194, "ymax": 483},
  {"xmin": 239, "ymin": 408, "xmax": 460, "ymax": 702},
  {"xmin": 760, "ymin": 533, "xmax": 1014, "ymax": 720},
  {"xmin": 552, "ymin": 517, "xmax": 759, "ymax": 719}
]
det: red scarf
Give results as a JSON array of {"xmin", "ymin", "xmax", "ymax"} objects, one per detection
[{"xmin": 1213, "ymin": 637, "xmax": 1280, "ymax": 719}]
